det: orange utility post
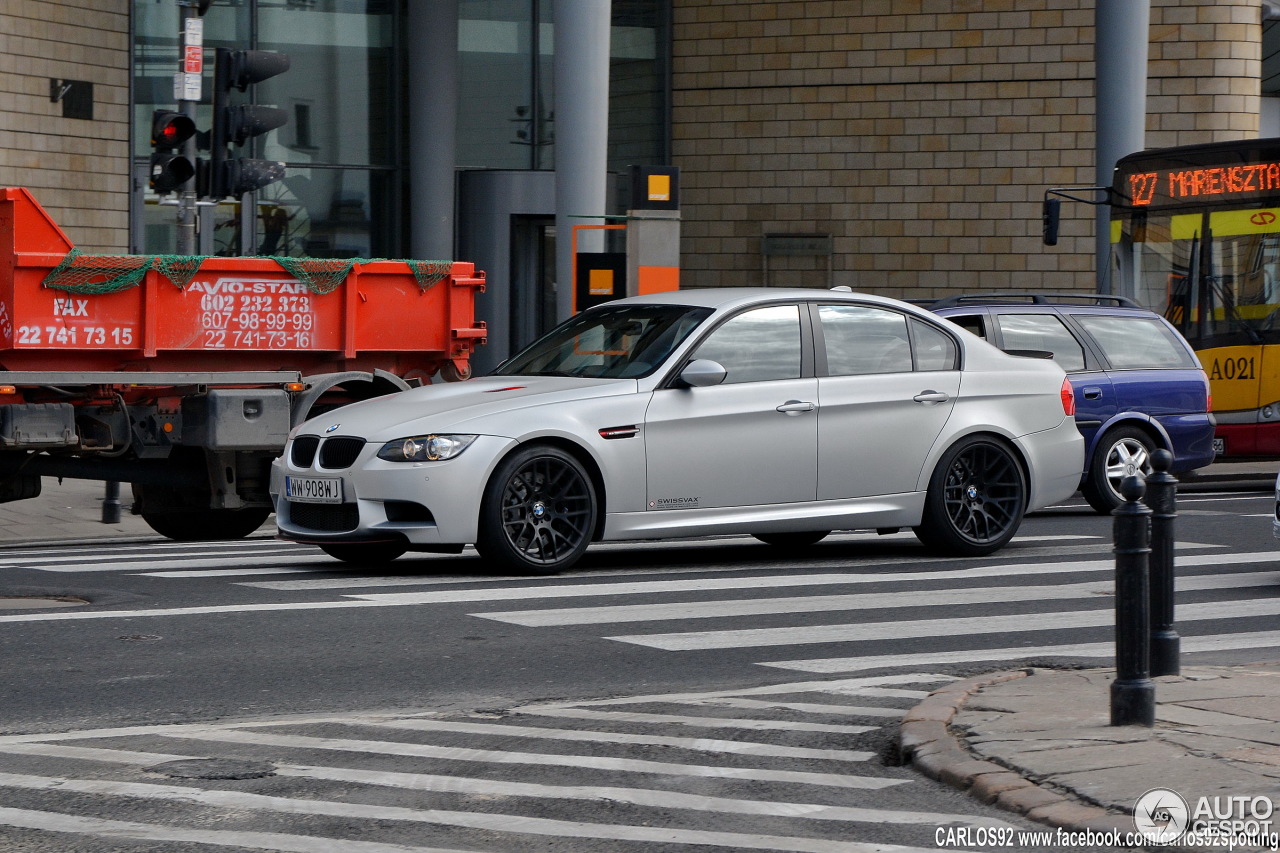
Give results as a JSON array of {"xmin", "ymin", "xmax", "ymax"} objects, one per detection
[{"xmin": 626, "ymin": 165, "xmax": 680, "ymax": 298}]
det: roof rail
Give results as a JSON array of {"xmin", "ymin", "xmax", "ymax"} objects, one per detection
[{"xmin": 927, "ymin": 292, "xmax": 1144, "ymax": 309}]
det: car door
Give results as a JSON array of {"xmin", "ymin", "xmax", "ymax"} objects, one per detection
[
  {"xmin": 994, "ymin": 312, "xmax": 1115, "ymax": 447},
  {"xmin": 643, "ymin": 303, "xmax": 817, "ymax": 510},
  {"xmin": 814, "ymin": 304, "xmax": 960, "ymax": 499}
]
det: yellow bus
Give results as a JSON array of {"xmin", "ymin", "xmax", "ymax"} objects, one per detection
[{"xmin": 1103, "ymin": 138, "xmax": 1280, "ymax": 458}]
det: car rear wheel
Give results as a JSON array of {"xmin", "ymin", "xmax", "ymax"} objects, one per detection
[
  {"xmin": 914, "ymin": 435, "xmax": 1027, "ymax": 556},
  {"xmin": 318, "ymin": 541, "xmax": 407, "ymax": 564},
  {"xmin": 476, "ymin": 445, "xmax": 597, "ymax": 574},
  {"xmin": 1082, "ymin": 425, "xmax": 1156, "ymax": 514},
  {"xmin": 753, "ymin": 531, "xmax": 830, "ymax": 548}
]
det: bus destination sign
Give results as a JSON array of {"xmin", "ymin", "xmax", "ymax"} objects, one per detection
[{"xmin": 1124, "ymin": 160, "xmax": 1280, "ymax": 208}]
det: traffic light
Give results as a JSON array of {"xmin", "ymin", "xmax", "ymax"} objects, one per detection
[
  {"xmin": 209, "ymin": 47, "xmax": 290, "ymax": 200},
  {"xmin": 149, "ymin": 109, "xmax": 197, "ymax": 194}
]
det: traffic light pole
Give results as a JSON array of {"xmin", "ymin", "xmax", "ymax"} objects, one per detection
[{"xmin": 176, "ymin": 1, "xmax": 201, "ymax": 254}]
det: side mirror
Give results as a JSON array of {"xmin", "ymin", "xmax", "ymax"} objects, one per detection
[{"xmin": 679, "ymin": 359, "xmax": 727, "ymax": 388}]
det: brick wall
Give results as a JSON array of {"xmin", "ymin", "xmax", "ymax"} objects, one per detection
[
  {"xmin": 670, "ymin": 0, "xmax": 1262, "ymax": 298},
  {"xmin": 0, "ymin": 2, "xmax": 131, "ymax": 252}
]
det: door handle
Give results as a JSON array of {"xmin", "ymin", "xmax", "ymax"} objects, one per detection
[
  {"xmin": 1082, "ymin": 386, "xmax": 1103, "ymax": 400},
  {"xmin": 913, "ymin": 390, "xmax": 949, "ymax": 404},
  {"xmin": 776, "ymin": 400, "xmax": 816, "ymax": 415}
]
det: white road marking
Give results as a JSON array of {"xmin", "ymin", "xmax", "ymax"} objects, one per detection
[
  {"xmin": 0, "ymin": 806, "xmax": 474, "ymax": 853},
  {"xmin": 503, "ymin": 707, "xmax": 877, "ymax": 734},
  {"xmin": 610, "ymin": 594, "xmax": 1280, "ymax": 651},
  {"xmin": 474, "ymin": 570, "xmax": 1280, "ymax": 627},
  {"xmin": 762, "ymin": 630, "xmax": 1280, "ymax": 674},
  {"xmin": 161, "ymin": 729, "xmax": 895, "ymax": 790},
  {"xmin": 350, "ymin": 717, "xmax": 873, "ymax": 762}
]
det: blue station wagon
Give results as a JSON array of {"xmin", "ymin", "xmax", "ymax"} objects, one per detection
[{"xmin": 931, "ymin": 294, "xmax": 1215, "ymax": 513}]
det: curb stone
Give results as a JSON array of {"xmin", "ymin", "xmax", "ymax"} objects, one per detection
[{"xmin": 899, "ymin": 670, "xmax": 1129, "ymax": 835}]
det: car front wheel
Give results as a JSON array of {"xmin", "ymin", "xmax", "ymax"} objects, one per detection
[
  {"xmin": 476, "ymin": 445, "xmax": 598, "ymax": 574},
  {"xmin": 914, "ymin": 435, "xmax": 1027, "ymax": 556},
  {"xmin": 1081, "ymin": 426, "xmax": 1156, "ymax": 514}
]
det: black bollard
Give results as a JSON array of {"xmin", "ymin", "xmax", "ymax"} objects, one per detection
[
  {"xmin": 1145, "ymin": 449, "xmax": 1179, "ymax": 677},
  {"xmin": 1112, "ymin": 474, "xmax": 1155, "ymax": 727},
  {"xmin": 102, "ymin": 480, "xmax": 122, "ymax": 524}
]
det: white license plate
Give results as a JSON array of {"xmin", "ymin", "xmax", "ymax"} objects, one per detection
[
  {"xmin": 285, "ymin": 476, "xmax": 343, "ymax": 504},
  {"xmin": 1213, "ymin": 437, "xmax": 1225, "ymax": 456}
]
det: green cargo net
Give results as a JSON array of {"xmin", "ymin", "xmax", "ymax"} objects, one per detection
[{"xmin": 42, "ymin": 250, "xmax": 456, "ymax": 295}]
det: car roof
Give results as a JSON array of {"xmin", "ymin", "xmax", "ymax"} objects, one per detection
[
  {"xmin": 929, "ymin": 292, "xmax": 1153, "ymax": 313},
  {"xmin": 611, "ymin": 287, "xmax": 930, "ymax": 315}
]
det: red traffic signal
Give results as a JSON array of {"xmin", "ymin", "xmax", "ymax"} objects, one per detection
[
  {"xmin": 151, "ymin": 110, "xmax": 196, "ymax": 151},
  {"xmin": 149, "ymin": 110, "xmax": 197, "ymax": 194}
]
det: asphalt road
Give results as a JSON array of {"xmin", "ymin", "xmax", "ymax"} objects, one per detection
[{"xmin": 0, "ymin": 479, "xmax": 1274, "ymax": 851}]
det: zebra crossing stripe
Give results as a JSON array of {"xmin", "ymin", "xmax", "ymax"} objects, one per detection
[
  {"xmin": 762, "ymin": 630, "xmax": 1280, "ymax": 674},
  {"xmin": 161, "ymin": 729, "xmax": 897, "ymax": 790},
  {"xmin": 0, "ymin": 805, "xmax": 477, "ymax": 853},
  {"xmin": 609, "ymin": 594, "xmax": 1280, "ymax": 651},
  {"xmin": 504, "ymin": 707, "xmax": 878, "ymax": 734},
  {"xmin": 0, "ymin": 799, "xmax": 979, "ymax": 853},
  {"xmin": 358, "ymin": 717, "xmax": 872, "ymax": 762},
  {"xmin": 478, "ymin": 569, "xmax": 1280, "ymax": 628}
]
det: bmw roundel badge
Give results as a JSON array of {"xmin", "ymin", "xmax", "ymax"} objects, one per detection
[{"xmin": 326, "ymin": 424, "xmax": 340, "ymax": 433}]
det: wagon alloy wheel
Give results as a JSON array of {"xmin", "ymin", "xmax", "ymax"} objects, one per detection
[
  {"xmin": 478, "ymin": 446, "xmax": 597, "ymax": 574},
  {"xmin": 1081, "ymin": 425, "xmax": 1157, "ymax": 514},
  {"xmin": 914, "ymin": 435, "xmax": 1027, "ymax": 557}
]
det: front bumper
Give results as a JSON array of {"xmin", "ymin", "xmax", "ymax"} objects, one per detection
[{"xmin": 270, "ymin": 433, "xmax": 516, "ymax": 547}]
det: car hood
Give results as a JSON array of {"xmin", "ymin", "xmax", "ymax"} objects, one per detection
[{"xmin": 295, "ymin": 375, "xmax": 637, "ymax": 439}]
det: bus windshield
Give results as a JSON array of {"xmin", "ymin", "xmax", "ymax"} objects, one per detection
[{"xmin": 1120, "ymin": 208, "xmax": 1280, "ymax": 348}]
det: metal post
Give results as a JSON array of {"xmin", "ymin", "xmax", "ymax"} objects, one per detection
[
  {"xmin": 554, "ymin": 0, "xmax": 611, "ymax": 323},
  {"xmin": 176, "ymin": 1, "xmax": 201, "ymax": 255},
  {"xmin": 1094, "ymin": 0, "xmax": 1149, "ymax": 296},
  {"xmin": 1112, "ymin": 474, "xmax": 1155, "ymax": 726},
  {"xmin": 1145, "ymin": 448, "xmax": 1180, "ymax": 677},
  {"xmin": 102, "ymin": 480, "xmax": 122, "ymax": 525}
]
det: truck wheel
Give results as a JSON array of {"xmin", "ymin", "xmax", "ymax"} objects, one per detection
[
  {"xmin": 141, "ymin": 507, "xmax": 271, "ymax": 541},
  {"xmin": 438, "ymin": 360, "xmax": 472, "ymax": 382}
]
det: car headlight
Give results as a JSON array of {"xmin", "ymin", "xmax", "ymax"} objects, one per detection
[{"xmin": 377, "ymin": 434, "xmax": 478, "ymax": 462}]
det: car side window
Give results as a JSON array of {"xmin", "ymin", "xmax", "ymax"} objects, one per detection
[
  {"xmin": 691, "ymin": 304, "xmax": 802, "ymax": 384},
  {"xmin": 945, "ymin": 313, "xmax": 987, "ymax": 340},
  {"xmin": 995, "ymin": 313, "xmax": 1087, "ymax": 372},
  {"xmin": 1072, "ymin": 314, "xmax": 1198, "ymax": 369},
  {"xmin": 911, "ymin": 318, "xmax": 959, "ymax": 371},
  {"xmin": 818, "ymin": 304, "xmax": 912, "ymax": 375}
]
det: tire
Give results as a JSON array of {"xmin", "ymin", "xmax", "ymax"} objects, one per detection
[
  {"xmin": 753, "ymin": 531, "xmax": 830, "ymax": 548},
  {"xmin": 476, "ymin": 445, "xmax": 597, "ymax": 574},
  {"xmin": 913, "ymin": 435, "xmax": 1027, "ymax": 557},
  {"xmin": 141, "ymin": 507, "xmax": 271, "ymax": 541},
  {"xmin": 318, "ymin": 541, "xmax": 408, "ymax": 565},
  {"xmin": 1081, "ymin": 426, "xmax": 1156, "ymax": 514}
]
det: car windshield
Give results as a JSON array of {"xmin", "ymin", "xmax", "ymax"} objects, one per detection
[{"xmin": 494, "ymin": 304, "xmax": 713, "ymax": 378}]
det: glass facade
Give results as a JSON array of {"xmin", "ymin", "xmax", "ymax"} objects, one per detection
[{"xmin": 132, "ymin": 0, "xmax": 667, "ymax": 257}]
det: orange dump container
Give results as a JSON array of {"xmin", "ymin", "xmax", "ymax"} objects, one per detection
[{"xmin": 0, "ymin": 187, "xmax": 486, "ymax": 381}]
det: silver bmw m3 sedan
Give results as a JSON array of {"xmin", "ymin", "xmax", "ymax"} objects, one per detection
[{"xmin": 272, "ymin": 288, "xmax": 1084, "ymax": 573}]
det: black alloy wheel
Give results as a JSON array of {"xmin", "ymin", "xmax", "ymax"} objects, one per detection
[
  {"xmin": 477, "ymin": 445, "xmax": 597, "ymax": 574},
  {"xmin": 915, "ymin": 435, "xmax": 1027, "ymax": 556}
]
